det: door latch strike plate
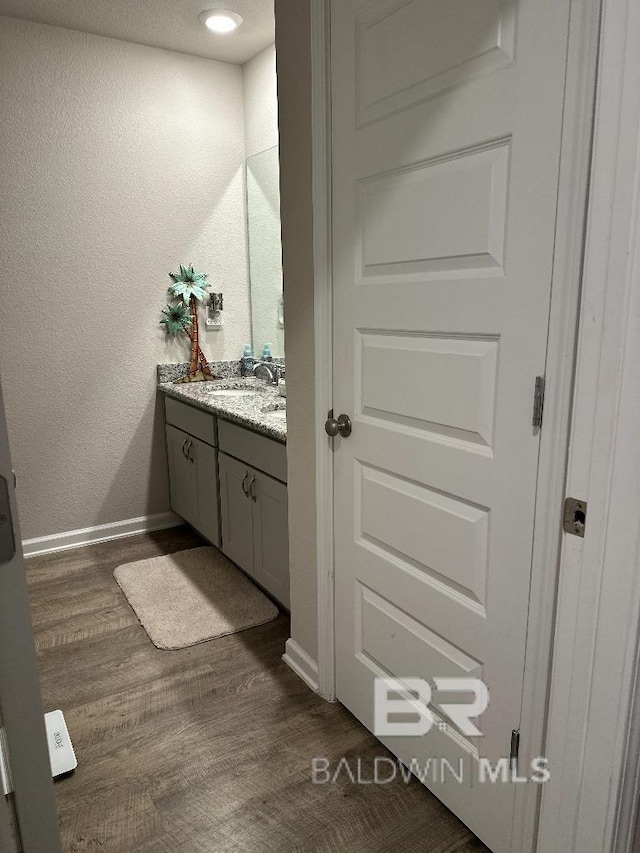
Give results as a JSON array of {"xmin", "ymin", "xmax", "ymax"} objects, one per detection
[{"xmin": 563, "ymin": 497, "xmax": 587, "ymax": 537}]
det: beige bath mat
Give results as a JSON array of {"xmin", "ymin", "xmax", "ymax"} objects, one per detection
[{"xmin": 114, "ymin": 546, "xmax": 278, "ymax": 649}]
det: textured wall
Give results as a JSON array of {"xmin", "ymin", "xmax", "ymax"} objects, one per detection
[
  {"xmin": 275, "ymin": 0, "xmax": 318, "ymax": 662},
  {"xmin": 0, "ymin": 17, "xmax": 249, "ymax": 540},
  {"xmin": 243, "ymin": 44, "xmax": 279, "ymax": 159}
]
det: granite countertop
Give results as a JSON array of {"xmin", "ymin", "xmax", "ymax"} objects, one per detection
[{"xmin": 158, "ymin": 376, "xmax": 287, "ymax": 444}]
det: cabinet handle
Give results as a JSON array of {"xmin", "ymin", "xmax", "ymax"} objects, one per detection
[
  {"xmin": 249, "ymin": 475, "xmax": 257, "ymax": 502},
  {"xmin": 241, "ymin": 471, "xmax": 250, "ymax": 496},
  {"xmin": 182, "ymin": 438, "xmax": 189, "ymax": 459},
  {"xmin": 187, "ymin": 440, "xmax": 194, "ymax": 463}
]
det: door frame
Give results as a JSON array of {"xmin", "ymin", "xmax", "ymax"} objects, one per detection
[
  {"xmin": 311, "ymin": 0, "xmax": 335, "ymax": 703},
  {"xmin": 306, "ymin": 0, "xmax": 640, "ymax": 849},
  {"xmin": 537, "ymin": 0, "xmax": 640, "ymax": 849}
]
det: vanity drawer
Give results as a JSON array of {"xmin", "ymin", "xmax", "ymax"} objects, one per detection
[
  {"xmin": 218, "ymin": 419, "xmax": 287, "ymax": 483},
  {"xmin": 165, "ymin": 397, "xmax": 217, "ymax": 447}
]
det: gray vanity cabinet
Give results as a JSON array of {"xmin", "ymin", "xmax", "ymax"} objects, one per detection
[
  {"xmin": 164, "ymin": 395, "xmax": 220, "ymax": 547},
  {"xmin": 218, "ymin": 431, "xmax": 289, "ymax": 609},
  {"xmin": 251, "ymin": 469, "xmax": 289, "ymax": 609},
  {"xmin": 217, "ymin": 451, "xmax": 255, "ymax": 575},
  {"xmin": 166, "ymin": 424, "xmax": 220, "ymax": 546},
  {"xmin": 188, "ymin": 435, "xmax": 219, "ymax": 546},
  {"xmin": 165, "ymin": 423, "xmax": 193, "ymax": 523},
  {"xmin": 164, "ymin": 395, "xmax": 289, "ymax": 609}
]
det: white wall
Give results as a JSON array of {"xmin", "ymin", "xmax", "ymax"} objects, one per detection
[
  {"xmin": 243, "ymin": 44, "xmax": 279, "ymax": 158},
  {"xmin": 0, "ymin": 17, "xmax": 249, "ymax": 540},
  {"xmin": 275, "ymin": 0, "xmax": 318, "ymax": 662}
]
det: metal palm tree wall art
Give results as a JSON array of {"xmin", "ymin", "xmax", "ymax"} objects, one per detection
[{"xmin": 161, "ymin": 264, "xmax": 219, "ymax": 383}]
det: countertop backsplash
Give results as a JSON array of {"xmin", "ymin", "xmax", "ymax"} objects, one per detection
[{"xmin": 157, "ymin": 358, "xmax": 284, "ymax": 384}]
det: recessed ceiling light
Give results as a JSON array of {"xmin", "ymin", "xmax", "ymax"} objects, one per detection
[{"xmin": 199, "ymin": 10, "xmax": 243, "ymax": 34}]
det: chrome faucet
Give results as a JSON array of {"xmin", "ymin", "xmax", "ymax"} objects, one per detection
[{"xmin": 252, "ymin": 361, "xmax": 284, "ymax": 385}]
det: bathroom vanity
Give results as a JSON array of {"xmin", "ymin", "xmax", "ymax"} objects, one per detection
[
  {"xmin": 159, "ymin": 378, "xmax": 289, "ymax": 609},
  {"xmin": 157, "ymin": 142, "xmax": 288, "ymax": 609}
]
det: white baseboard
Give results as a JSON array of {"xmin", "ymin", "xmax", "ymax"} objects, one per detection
[
  {"xmin": 22, "ymin": 511, "xmax": 183, "ymax": 558},
  {"xmin": 283, "ymin": 638, "xmax": 319, "ymax": 692}
]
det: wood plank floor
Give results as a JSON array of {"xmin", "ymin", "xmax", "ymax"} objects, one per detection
[{"xmin": 26, "ymin": 528, "xmax": 487, "ymax": 853}]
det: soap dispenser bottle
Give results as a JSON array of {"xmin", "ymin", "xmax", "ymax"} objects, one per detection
[
  {"xmin": 241, "ymin": 344, "xmax": 254, "ymax": 377},
  {"xmin": 262, "ymin": 343, "xmax": 272, "ymax": 362}
]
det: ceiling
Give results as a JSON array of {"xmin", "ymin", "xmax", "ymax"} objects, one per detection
[{"xmin": 0, "ymin": 0, "xmax": 275, "ymax": 64}]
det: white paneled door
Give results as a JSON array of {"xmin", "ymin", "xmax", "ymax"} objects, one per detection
[{"xmin": 331, "ymin": 1, "xmax": 572, "ymax": 850}]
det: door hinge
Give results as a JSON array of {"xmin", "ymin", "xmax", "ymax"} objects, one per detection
[
  {"xmin": 0, "ymin": 474, "xmax": 16, "ymax": 567},
  {"xmin": 510, "ymin": 728, "xmax": 520, "ymax": 774},
  {"xmin": 532, "ymin": 376, "xmax": 545, "ymax": 428},
  {"xmin": 0, "ymin": 726, "xmax": 13, "ymax": 796},
  {"xmin": 563, "ymin": 497, "xmax": 587, "ymax": 537}
]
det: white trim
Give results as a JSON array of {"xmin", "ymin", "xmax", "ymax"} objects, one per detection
[
  {"xmin": 511, "ymin": 0, "xmax": 602, "ymax": 849},
  {"xmin": 22, "ymin": 511, "xmax": 182, "ymax": 558},
  {"xmin": 539, "ymin": 0, "xmax": 640, "ymax": 848},
  {"xmin": 311, "ymin": 0, "xmax": 336, "ymax": 702},
  {"xmin": 283, "ymin": 639, "xmax": 319, "ymax": 692},
  {"xmin": 615, "ymin": 646, "xmax": 640, "ymax": 853}
]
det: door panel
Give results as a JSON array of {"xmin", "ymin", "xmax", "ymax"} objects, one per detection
[
  {"xmin": 0, "ymin": 381, "xmax": 61, "ymax": 851},
  {"xmin": 359, "ymin": 332, "xmax": 499, "ymax": 448},
  {"xmin": 359, "ymin": 142, "xmax": 509, "ymax": 277},
  {"xmin": 332, "ymin": 0, "xmax": 572, "ymax": 849},
  {"xmin": 218, "ymin": 452, "xmax": 254, "ymax": 576},
  {"xmin": 252, "ymin": 470, "xmax": 289, "ymax": 609},
  {"xmin": 359, "ymin": 462, "xmax": 489, "ymax": 607},
  {"xmin": 357, "ymin": 0, "xmax": 517, "ymax": 126},
  {"xmin": 190, "ymin": 436, "xmax": 220, "ymax": 547},
  {"xmin": 165, "ymin": 424, "xmax": 193, "ymax": 523}
]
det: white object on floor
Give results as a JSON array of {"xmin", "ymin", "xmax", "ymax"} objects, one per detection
[{"xmin": 44, "ymin": 710, "xmax": 77, "ymax": 778}]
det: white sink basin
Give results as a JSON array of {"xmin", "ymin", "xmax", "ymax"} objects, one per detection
[{"xmin": 208, "ymin": 389, "xmax": 257, "ymax": 397}]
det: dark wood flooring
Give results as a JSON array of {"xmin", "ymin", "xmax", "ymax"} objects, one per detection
[{"xmin": 26, "ymin": 527, "xmax": 487, "ymax": 852}]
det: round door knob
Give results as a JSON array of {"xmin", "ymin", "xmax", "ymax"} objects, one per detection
[
  {"xmin": 325, "ymin": 417, "xmax": 339, "ymax": 437},
  {"xmin": 325, "ymin": 414, "xmax": 352, "ymax": 438}
]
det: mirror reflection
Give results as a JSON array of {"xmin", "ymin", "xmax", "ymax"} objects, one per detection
[{"xmin": 246, "ymin": 145, "xmax": 284, "ymax": 360}]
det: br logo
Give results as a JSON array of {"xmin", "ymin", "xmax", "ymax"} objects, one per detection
[{"xmin": 374, "ymin": 676, "xmax": 489, "ymax": 737}]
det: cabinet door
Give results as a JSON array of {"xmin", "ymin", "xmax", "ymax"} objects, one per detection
[
  {"xmin": 165, "ymin": 424, "xmax": 193, "ymax": 523},
  {"xmin": 251, "ymin": 470, "xmax": 289, "ymax": 609},
  {"xmin": 189, "ymin": 436, "xmax": 220, "ymax": 547},
  {"xmin": 218, "ymin": 452, "xmax": 254, "ymax": 576}
]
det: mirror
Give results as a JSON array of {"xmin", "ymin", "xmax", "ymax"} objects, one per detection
[{"xmin": 246, "ymin": 145, "xmax": 284, "ymax": 360}]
